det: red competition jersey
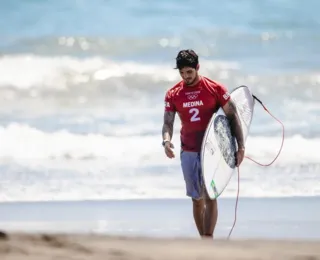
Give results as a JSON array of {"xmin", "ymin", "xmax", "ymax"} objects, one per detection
[{"xmin": 164, "ymin": 76, "xmax": 231, "ymax": 152}]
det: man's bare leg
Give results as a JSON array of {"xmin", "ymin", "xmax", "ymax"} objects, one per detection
[
  {"xmin": 203, "ymin": 195, "xmax": 218, "ymax": 238},
  {"xmin": 192, "ymin": 198, "xmax": 205, "ymax": 236}
]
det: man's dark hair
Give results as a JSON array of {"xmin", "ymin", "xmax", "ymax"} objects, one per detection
[{"xmin": 175, "ymin": 49, "xmax": 199, "ymax": 70}]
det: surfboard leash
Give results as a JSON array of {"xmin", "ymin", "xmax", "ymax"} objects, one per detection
[
  {"xmin": 247, "ymin": 95, "xmax": 285, "ymax": 166},
  {"xmin": 227, "ymin": 94, "xmax": 285, "ymax": 240}
]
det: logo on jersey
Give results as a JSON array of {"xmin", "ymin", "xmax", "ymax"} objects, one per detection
[
  {"xmin": 185, "ymin": 90, "xmax": 200, "ymax": 100},
  {"xmin": 187, "ymin": 94, "xmax": 198, "ymax": 100},
  {"xmin": 164, "ymin": 101, "xmax": 170, "ymax": 108},
  {"xmin": 183, "ymin": 100, "xmax": 203, "ymax": 108},
  {"xmin": 223, "ymin": 92, "xmax": 230, "ymax": 100}
]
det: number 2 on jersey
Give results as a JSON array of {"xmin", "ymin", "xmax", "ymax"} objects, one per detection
[{"xmin": 189, "ymin": 108, "xmax": 200, "ymax": 122}]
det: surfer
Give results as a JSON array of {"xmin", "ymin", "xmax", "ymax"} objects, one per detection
[{"xmin": 162, "ymin": 49, "xmax": 244, "ymax": 238}]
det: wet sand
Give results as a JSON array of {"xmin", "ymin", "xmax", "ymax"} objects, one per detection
[{"xmin": 1, "ymin": 231, "xmax": 320, "ymax": 260}]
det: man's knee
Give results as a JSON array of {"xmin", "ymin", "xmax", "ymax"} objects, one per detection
[
  {"xmin": 205, "ymin": 197, "xmax": 217, "ymax": 209},
  {"xmin": 192, "ymin": 198, "xmax": 204, "ymax": 208}
]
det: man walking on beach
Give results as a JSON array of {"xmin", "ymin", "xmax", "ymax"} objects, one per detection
[{"xmin": 162, "ymin": 49, "xmax": 245, "ymax": 238}]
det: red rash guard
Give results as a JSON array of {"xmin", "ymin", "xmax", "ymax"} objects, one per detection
[{"xmin": 164, "ymin": 76, "xmax": 231, "ymax": 152}]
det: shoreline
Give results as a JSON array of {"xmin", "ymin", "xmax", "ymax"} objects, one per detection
[
  {"xmin": 1, "ymin": 196, "xmax": 319, "ymax": 241},
  {"xmin": 1, "ymin": 195, "xmax": 319, "ymax": 205},
  {"xmin": 1, "ymin": 231, "xmax": 320, "ymax": 260}
]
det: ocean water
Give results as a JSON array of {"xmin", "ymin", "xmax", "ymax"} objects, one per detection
[
  {"xmin": 1, "ymin": 197, "xmax": 320, "ymax": 240},
  {"xmin": 0, "ymin": 0, "xmax": 320, "ymax": 203}
]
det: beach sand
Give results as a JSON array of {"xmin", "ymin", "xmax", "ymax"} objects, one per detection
[
  {"xmin": 1, "ymin": 198, "xmax": 319, "ymax": 259},
  {"xmin": 1, "ymin": 231, "xmax": 320, "ymax": 260}
]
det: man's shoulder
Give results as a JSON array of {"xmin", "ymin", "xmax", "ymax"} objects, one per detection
[
  {"xmin": 165, "ymin": 81, "xmax": 184, "ymax": 96},
  {"xmin": 202, "ymin": 76, "xmax": 230, "ymax": 105},
  {"xmin": 201, "ymin": 76, "xmax": 223, "ymax": 88}
]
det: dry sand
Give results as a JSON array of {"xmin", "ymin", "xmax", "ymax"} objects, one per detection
[{"xmin": 0, "ymin": 230, "xmax": 320, "ymax": 260}]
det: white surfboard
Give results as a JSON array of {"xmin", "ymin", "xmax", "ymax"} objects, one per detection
[{"xmin": 200, "ymin": 85, "xmax": 255, "ymax": 199}]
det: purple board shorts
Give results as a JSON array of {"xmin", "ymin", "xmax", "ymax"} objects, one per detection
[{"xmin": 180, "ymin": 150, "xmax": 205, "ymax": 200}]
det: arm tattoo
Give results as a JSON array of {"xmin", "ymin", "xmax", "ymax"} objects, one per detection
[
  {"xmin": 162, "ymin": 111, "xmax": 176, "ymax": 141},
  {"xmin": 224, "ymin": 100, "xmax": 245, "ymax": 149}
]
